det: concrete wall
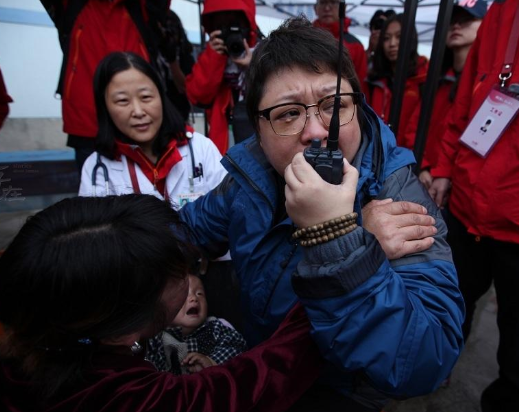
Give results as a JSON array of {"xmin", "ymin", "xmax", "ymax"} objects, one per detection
[
  {"xmin": 0, "ymin": 115, "xmax": 208, "ymax": 152},
  {"xmin": 0, "ymin": 118, "xmax": 68, "ymax": 152}
]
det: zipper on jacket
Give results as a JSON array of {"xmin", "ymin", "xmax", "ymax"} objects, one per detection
[
  {"xmin": 65, "ymin": 25, "xmax": 83, "ymax": 100},
  {"xmin": 224, "ymin": 154, "xmax": 275, "ymax": 215}
]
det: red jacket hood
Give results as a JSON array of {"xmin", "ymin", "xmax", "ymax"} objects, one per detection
[{"xmin": 201, "ymin": 0, "xmax": 258, "ymax": 44}]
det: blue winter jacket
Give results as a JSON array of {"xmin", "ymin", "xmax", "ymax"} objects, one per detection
[{"xmin": 181, "ymin": 103, "xmax": 464, "ymax": 399}]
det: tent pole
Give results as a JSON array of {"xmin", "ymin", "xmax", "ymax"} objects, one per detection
[
  {"xmin": 197, "ymin": 0, "xmax": 209, "ymax": 137},
  {"xmin": 388, "ymin": 0, "xmax": 418, "ymax": 139},
  {"xmin": 413, "ymin": 0, "xmax": 453, "ymax": 173}
]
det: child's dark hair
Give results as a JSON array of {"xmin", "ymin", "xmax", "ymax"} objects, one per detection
[
  {"xmin": 93, "ymin": 51, "xmax": 185, "ymax": 160},
  {"xmin": 0, "ymin": 194, "xmax": 199, "ymax": 399}
]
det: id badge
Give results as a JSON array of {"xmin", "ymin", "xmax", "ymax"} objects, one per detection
[
  {"xmin": 178, "ymin": 192, "xmax": 203, "ymax": 207},
  {"xmin": 459, "ymin": 86, "xmax": 519, "ymax": 157}
]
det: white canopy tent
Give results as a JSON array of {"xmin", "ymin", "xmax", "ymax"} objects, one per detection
[
  {"xmin": 256, "ymin": 0, "xmax": 443, "ymax": 43},
  {"xmin": 173, "ymin": 0, "xmax": 447, "ymax": 44}
]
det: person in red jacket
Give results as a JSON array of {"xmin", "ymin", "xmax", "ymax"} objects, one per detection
[
  {"xmin": 365, "ymin": 13, "xmax": 429, "ymax": 148},
  {"xmin": 41, "ymin": 0, "xmax": 170, "ymax": 171},
  {"xmin": 186, "ymin": 0, "xmax": 259, "ymax": 154},
  {"xmin": 366, "ymin": 9, "xmax": 396, "ymax": 70},
  {"xmin": 0, "ymin": 195, "xmax": 321, "ymax": 412},
  {"xmin": 313, "ymin": 0, "xmax": 367, "ymax": 83},
  {"xmin": 404, "ymin": 1, "xmax": 487, "ymax": 189},
  {"xmin": 428, "ymin": 0, "xmax": 519, "ymax": 410},
  {"xmin": 0, "ymin": 67, "xmax": 12, "ymax": 130}
]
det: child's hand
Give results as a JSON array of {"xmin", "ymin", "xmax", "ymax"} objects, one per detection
[{"xmin": 182, "ymin": 352, "xmax": 217, "ymax": 373}]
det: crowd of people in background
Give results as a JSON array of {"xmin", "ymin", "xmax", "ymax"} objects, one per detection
[{"xmin": 1, "ymin": 0, "xmax": 519, "ymax": 411}]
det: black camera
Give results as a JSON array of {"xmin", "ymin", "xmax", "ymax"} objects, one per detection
[
  {"xmin": 371, "ymin": 17, "xmax": 385, "ymax": 31},
  {"xmin": 219, "ymin": 26, "xmax": 248, "ymax": 58}
]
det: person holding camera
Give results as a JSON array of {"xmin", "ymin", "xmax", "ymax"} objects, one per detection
[
  {"xmin": 186, "ymin": 0, "xmax": 260, "ymax": 154},
  {"xmin": 366, "ymin": 9, "xmax": 396, "ymax": 69}
]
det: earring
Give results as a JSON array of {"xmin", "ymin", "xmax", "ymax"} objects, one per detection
[{"xmin": 130, "ymin": 341, "xmax": 143, "ymax": 354}]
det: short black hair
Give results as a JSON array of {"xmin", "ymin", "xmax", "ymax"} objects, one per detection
[
  {"xmin": 245, "ymin": 16, "xmax": 362, "ymax": 133},
  {"xmin": 370, "ymin": 13, "xmax": 419, "ymax": 80},
  {"xmin": 0, "ymin": 194, "xmax": 199, "ymax": 398},
  {"xmin": 93, "ymin": 52, "xmax": 185, "ymax": 160}
]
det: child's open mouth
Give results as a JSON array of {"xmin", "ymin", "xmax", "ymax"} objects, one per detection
[{"xmin": 187, "ymin": 307, "xmax": 199, "ymax": 316}]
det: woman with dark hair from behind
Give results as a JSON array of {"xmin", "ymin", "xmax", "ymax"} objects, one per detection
[
  {"xmin": 0, "ymin": 194, "xmax": 321, "ymax": 412},
  {"xmin": 79, "ymin": 51, "xmax": 226, "ymax": 209},
  {"xmin": 365, "ymin": 13, "xmax": 429, "ymax": 147}
]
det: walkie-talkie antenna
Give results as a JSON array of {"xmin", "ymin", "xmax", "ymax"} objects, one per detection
[{"xmin": 327, "ymin": 0, "xmax": 346, "ymax": 152}]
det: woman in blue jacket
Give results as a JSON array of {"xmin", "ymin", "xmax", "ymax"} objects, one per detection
[{"xmin": 181, "ymin": 16, "xmax": 464, "ymax": 411}]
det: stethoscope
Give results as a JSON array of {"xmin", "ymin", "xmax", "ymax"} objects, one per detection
[
  {"xmin": 92, "ymin": 133, "xmax": 203, "ymax": 196},
  {"xmin": 92, "ymin": 152, "xmax": 109, "ymax": 197}
]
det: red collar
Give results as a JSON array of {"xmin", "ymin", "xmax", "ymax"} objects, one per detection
[{"xmin": 115, "ymin": 130, "xmax": 190, "ymax": 195}]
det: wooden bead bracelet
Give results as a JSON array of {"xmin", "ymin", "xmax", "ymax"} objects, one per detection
[
  {"xmin": 299, "ymin": 224, "xmax": 358, "ymax": 247},
  {"xmin": 292, "ymin": 212, "xmax": 358, "ymax": 240}
]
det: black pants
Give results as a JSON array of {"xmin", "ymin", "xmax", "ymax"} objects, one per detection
[
  {"xmin": 447, "ymin": 214, "xmax": 519, "ymax": 412},
  {"xmin": 67, "ymin": 134, "xmax": 96, "ymax": 173}
]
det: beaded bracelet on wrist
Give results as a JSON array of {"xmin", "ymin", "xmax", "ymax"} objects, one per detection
[
  {"xmin": 302, "ymin": 220, "xmax": 358, "ymax": 239},
  {"xmin": 292, "ymin": 212, "xmax": 358, "ymax": 240},
  {"xmin": 299, "ymin": 223, "xmax": 358, "ymax": 247}
]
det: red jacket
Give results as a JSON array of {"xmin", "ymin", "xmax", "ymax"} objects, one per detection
[
  {"xmin": 432, "ymin": 0, "xmax": 519, "ymax": 243},
  {"xmin": 312, "ymin": 18, "xmax": 368, "ymax": 84},
  {"xmin": 404, "ymin": 70, "xmax": 459, "ymax": 166},
  {"xmin": 0, "ymin": 305, "xmax": 320, "ymax": 412},
  {"xmin": 365, "ymin": 56, "xmax": 429, "ymax": 147},
  {"xmin": 186, "ymin": 0, "xmax": 258, "ymax": 154},
  {"xmin": 43, "ymin": 0, "xmax": 169, "ymax": 139}
]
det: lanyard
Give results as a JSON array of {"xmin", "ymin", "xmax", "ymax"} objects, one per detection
[
  {"xmin": 127, "ymin": 159, "xmax": 169, "ymax": 201},
  {"xmin": 499, "ymin": 6, "xmax": 519, "ymax": 87}
]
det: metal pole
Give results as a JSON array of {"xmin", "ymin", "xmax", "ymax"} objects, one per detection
[
  {"xmin": 388, "ymin": 0, "xmax": 418, "ymax": 138},
  {"xmin": 413, "ymin": 0, "xmax": 453, "ymax": 172},
  {"xmin": 197, "ymin": 0, "xmax": 209, "ymax": 137}
]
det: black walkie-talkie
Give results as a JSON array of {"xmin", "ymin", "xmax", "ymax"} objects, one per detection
[{"xmin": 303, "ymin": 0, "xmax": 346, "ymax": 185}]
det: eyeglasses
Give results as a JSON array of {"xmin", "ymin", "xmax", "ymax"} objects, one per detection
[
  {"xmin": 317, "ymin": 0, "xmax": 340, "ymax": 7},
  {"xmin": 256, "ymin": 93, "xmax": 363, "ymax": 136}
]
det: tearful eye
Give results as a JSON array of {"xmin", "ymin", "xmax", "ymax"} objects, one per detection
[{"xmin": 274, "ymin": 108, "xmax": 301, "ymax": 123}]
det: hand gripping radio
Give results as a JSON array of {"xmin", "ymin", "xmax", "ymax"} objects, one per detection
[{"xmin": 303, "ymin": 0, "xmax": 346, "ymax": 185}]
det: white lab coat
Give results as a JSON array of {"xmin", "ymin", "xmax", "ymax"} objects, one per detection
[{"xmin": 79, "ymin": 131, "xmax": 226, "ymax": 210}]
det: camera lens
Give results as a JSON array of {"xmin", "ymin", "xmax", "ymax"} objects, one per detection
[
  {"xmin": 226, "ymin": 35, "xmax": 245, "ymax": 58},
  {"xmin": 222, "ymin": 27, "xmax": 246, "ymax": 59}
]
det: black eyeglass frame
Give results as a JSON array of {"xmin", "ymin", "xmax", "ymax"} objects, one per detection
[{"xmin": 256, "ymin": 92, "xmax": 364, "ymax": 136}]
